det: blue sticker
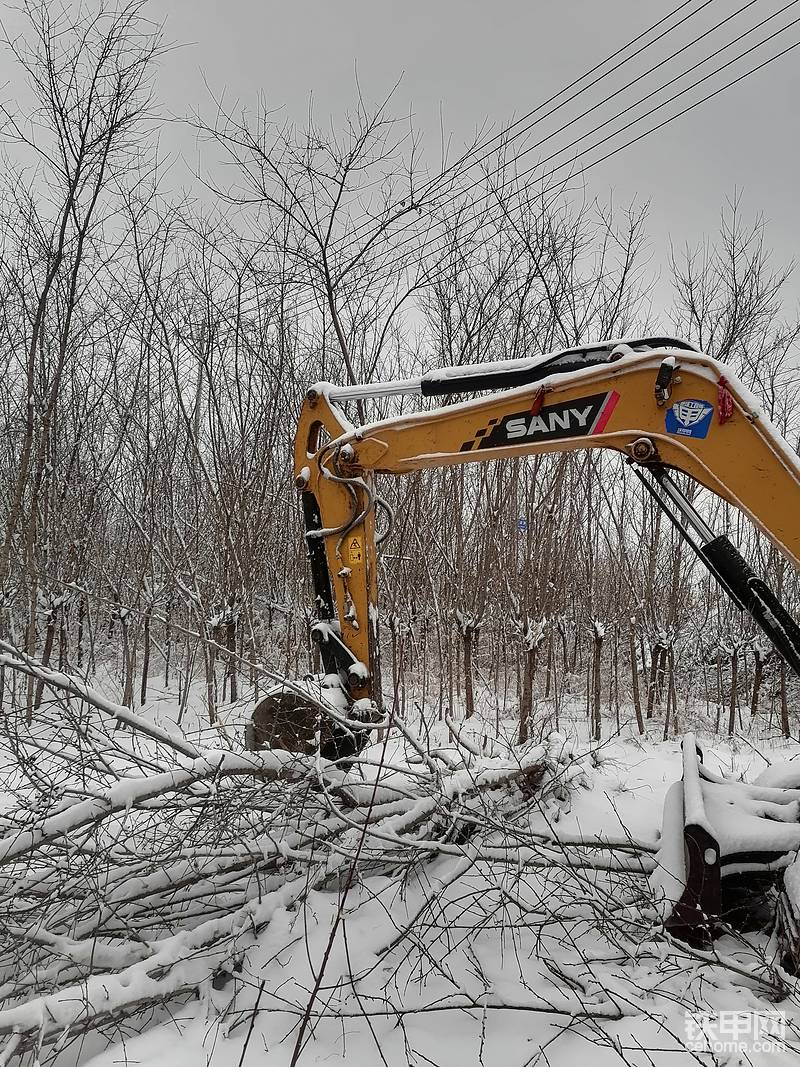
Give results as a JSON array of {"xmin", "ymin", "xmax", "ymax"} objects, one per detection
[{"xmin": 665, "ymin": 398, "xmax": 714, "ymax": 439}]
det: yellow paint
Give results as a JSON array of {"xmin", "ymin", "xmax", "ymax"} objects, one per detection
[{"xmin": 294, "ymin": 346, "xmax": 800, "ymax": 701}]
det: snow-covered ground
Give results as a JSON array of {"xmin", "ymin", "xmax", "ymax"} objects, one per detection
[
  {"xmin": 83, "ymin": 736, "xmax": 800, "ymax": 1067},
  {"xmin": 3, "ymin": 671, "xmax": 800, "ymax": 1067}
]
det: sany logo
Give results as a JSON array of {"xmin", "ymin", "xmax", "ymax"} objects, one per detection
[
  {"xmin": 460, "ymin": 394, "xmax": 622, "ymax": 452},
  {"xmin": 463, "ymin": 391, "xmax": 619, "ymax": 452},
  {"xmin": 506, "ymin": 402, "xmax": 596, "ymax": 439}
]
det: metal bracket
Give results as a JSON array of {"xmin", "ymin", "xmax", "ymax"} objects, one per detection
[{"xmin": 654, "ymin": 357, "xmax": 681, "ymax": 407}]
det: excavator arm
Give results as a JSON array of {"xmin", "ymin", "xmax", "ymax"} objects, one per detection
[
  {"xmin": 247, "ymin": 337, "xmax": 800, "ymax": 759},
  {"xmin": 290, "ymin": 339, "xmax": 798, "ymax": 724},
  {"xmin": 249, "ymin": 335, "xmax": 800, "ymax": 951}
]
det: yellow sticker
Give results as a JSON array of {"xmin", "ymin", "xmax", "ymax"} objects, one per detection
[{"xmin": 348, "ymin": 536, "xmax": 363, "ymax": 564}]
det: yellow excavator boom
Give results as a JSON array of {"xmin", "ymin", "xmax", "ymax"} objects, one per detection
[
  {"xmin": 249, "ymin": 334, "xmax": 800, "ymax": 951},
  {"xmin": 283, "ymin": 338, "xmax": 799, "ymax": 722}
]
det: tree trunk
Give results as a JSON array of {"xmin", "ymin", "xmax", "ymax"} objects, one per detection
[
  {"xmin": 121, "ymin": 614, "xmax": 135, "ymax": 710},
  {"xmin": 140, "ymin": 608, "xmax": 151, "ymax": 707},
  {"xmin": 663, "ymin": 646, "xmax": 677, "ymax": 741},
  {"xmin": 226, "ymin": 616, "xmax": 238, "ymax": 703},
  {"xmin": 178, "ymin": 639, "xmax": 197, "ymax": 726},
  {"xmin": 612, "ymin": 628, "xmax": 620, "ymax": 733},
  {"xmin": 206, "ymin": 639, "xmax": 217, "ymax": 725},
  {"xmin": 25, "ymin": 591, "xmax": 37, "ymax": 724},
  {"xmin": 58, "ymin": 606, "xmax": 68, "ymax": 671},
  {"xmin": 164, "ymin": 596, "xmax": 172, "ymax": 688},
  {"xmin": 629, "ymin": 625, "xmax": 644, "ymax": 734},
  {"xmin": 591, "ymin": 630, "xmax": 603, "ymax": 742},
  {"xmin": 780, "ymin": 658, "xmax": 790, "ymax": 739},
  {"xmin": 463, "ymin": 626, "xmax": 475, "ymax": 720},
  {"xmin": 646, "ymin": 643, "xmax": 660, "ymax": 719},
  {"xmin": 750, "ymin": 650, "xmax": 764, "ymax": 718},
  {"xmin": 77, "ymin": 595, "xmax": 86, "ymax": 670},
  {"xmin": 518, "ymin": 642, "xmax": 535, "ymax": 745},
  {"xmin": 654, "ymin": 646, "xmax": 667, "ymax": 709},
  {"xmin": 727, "ymin": 649, "xmax": 738, "ymax": 736},
  {"xmin": 34, "ymin": 604, "xmax": 57, "ymax": 710},
  {"xmin": 390, "ymin": 615, "xmax": 399, "ymax": 718}
]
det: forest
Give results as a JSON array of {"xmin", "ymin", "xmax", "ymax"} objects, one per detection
[{"xmin": 0, "ymin": 3, "xmax": 799, "ymax": 1064}]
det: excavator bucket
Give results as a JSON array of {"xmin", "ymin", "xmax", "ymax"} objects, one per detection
[
  {"xmin": 246, "ymin": 678, "xmax": 370, "ymax": 762},
  {"xmin": 246, "ymin": 686, "xmax": 327, "ymax": 756},
  {"xmin": 653, "ymin": 735, "xmax": 800, "ymax": 947}
]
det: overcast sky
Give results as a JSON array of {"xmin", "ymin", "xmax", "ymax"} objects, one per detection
[{"xmin": 7, "ymin": 0, "xmax": 800, "ymax": 320}]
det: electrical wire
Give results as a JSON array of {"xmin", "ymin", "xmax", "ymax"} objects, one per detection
[
  {"xmin": 295, "ymin": 0, "xmax": 725, "ymax": 260},
  {"xmin": 284, "ymin": 6, "xmax": 800, "ymax": 322},
  {"xmin": 315, "ymin": 0, "xmax": 735, "ymax": 280},
  {"xmin": 215, "ymin": 2, "xmax": 800, "ymax": 344},
  {"xmin": 224, "ymin": 0, "xmax": 730, "ymax": 320},
  {"xmin": 338, "ymin": 0, "xmax": 767, "ymax": 275}
]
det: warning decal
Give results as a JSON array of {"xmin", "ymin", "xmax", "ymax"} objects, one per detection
[{"xmin": 348, "ymin": 536, "xmax": 363, "ymax": 564}]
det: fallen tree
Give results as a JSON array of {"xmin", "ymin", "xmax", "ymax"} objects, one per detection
[{"xmin": 0, "ymin": 648, "xmax": 793, "ymax": 1065}]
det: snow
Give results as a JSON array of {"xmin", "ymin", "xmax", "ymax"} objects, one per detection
[
  {"xmin": 678, "ymin": 733, "xmax": 713, "ymax": 832},
  {"xmin": 650, "ymin": 780, "xmax": 688, "ymax": 916},
  {"xmin": 4, "ymin": 676, "xmax": 800, "ymax": 1067},
  {"xmin": 755, "ymin": 758, "xmax": 800, "ymax": 789},
  {"xmin": 78, "ymin": 751, "xmax": 800, "ymax": 1067},
  {"xmin": 348, "ymin": 660, "xmax": 369, "ymax": 683},
  {"xmin": 697, "ymin": 775, "xmax": 800, "ymax": 856}
]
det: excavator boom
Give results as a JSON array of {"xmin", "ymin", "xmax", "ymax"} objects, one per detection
[
  {"xmin": 248, "ymin": 335, "xmax": 800, "ymax": 949},
  {"xmin": 284, "ymin": 339, "xmax": 798, "ymax": 716}
]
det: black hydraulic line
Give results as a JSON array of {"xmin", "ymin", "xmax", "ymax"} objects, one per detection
[
  {"xmin": 302, "ymin": 491, "xmax": 335, "ymax": 620},
  {"xmin": 630, "ymin": 462, "xmax": 713, "ymax": 561},
  {"xmin": 632, "ymin": 464, "xmax": 800, "ymax": 675},
  {"xmin": 302, "ymin": 490, "xmax": 362, "ymax": 678},
  {"xmin": 630, "ymin": 462, "xmax": 750, "ymax": 612},
  {"xmin": 420, "ymin": 359, "xmax": 591, "ymax": 397},
  {"xmin": 700, "ymin": 536, "xmax": 800, "ymax": 675},
  {"xmin": 420, "ymin": 337, "xmax": 697, "ymax": 397}
]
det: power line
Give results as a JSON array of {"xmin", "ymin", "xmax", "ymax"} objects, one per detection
[
  {"xmin": 226, "ymin": 0, "xmax": 729, "ymax": 319},
  {"xmin": 284, "ymin": 6, "xmax": 800, "ymax": 322},
  {"xmin": 412, "ymin": 31, "xmax": 800, "ymax": 306},
  {"xmin": 310, "ymin": 0, "xmax": 724, "ymax": 257},
  {"xmin": 339, "ymin": 0, "xmax": 761, "ymax": 279}
]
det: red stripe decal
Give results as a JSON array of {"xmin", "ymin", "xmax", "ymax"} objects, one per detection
[{"xmin": 591, "ymin": 390, "xmax": 620, "ymax": 434}]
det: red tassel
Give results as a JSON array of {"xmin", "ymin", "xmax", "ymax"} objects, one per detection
[
  {"xmin": 530, "ymin": 387, "xmax": 545, "ymax": 416},
  {"xmin": 718, "ymin": 376, "xmax": 734, "ymax": 424}
]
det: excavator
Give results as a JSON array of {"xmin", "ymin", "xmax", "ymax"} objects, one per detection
[{"xmin": 246, "ymin": 336, "xmax": 800, "ymax": 960}]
